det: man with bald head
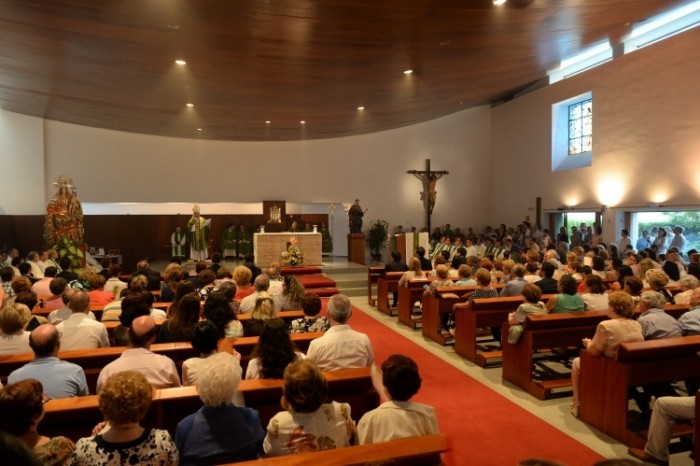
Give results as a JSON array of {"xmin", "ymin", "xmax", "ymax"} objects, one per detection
[
  {"xmin": 96, "ymin": 315, "xmax": 180, "ymax": 392},
  {"xmin": 239, "ymin": 273, "xmax": 280, "ymax": 313},
  {"xmin": 55, "ymin": 289, "xmax": 109, "ymax": 350},
  {"xmin": 7, "ymin": 324, "xmax": 88, "ymax": 398}
]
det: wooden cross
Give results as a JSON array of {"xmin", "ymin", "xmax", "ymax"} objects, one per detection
[{"xmin": 407, "ymin": 159, "xmax": 449, "ymax": 233}]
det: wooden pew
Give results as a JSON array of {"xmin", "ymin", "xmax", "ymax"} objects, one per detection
[
  {"xmin": 367, "ymin": 266, "xmax": 384, "ymax": 306},
  {"xmin": 237, "ymin": 310, "xmax": 305, "ymax": 323},
  {"xmin": 232, "ymin": 434, "xmax": 449, "ymax": 466},
  {"xmin": 0, "ymin": 333, "xmax": 323, "ymax": 393},
  {"xmin": 501, "ymin": 311, "xmax": 608, "ymax": 399},
  {"xmin": 579, "ymin": 336, "xmax": 700, "ymax": 448},
  {"xmin": 376, "ymin": 271, "xmax": 404, "ymax": 316},
  {"xmin": 397, "ymin": 279, "xmax": 431, "ymax": 330},
  {"xmin": 41, "ymin": 367, "xmax": 380, "ymax": 442}
]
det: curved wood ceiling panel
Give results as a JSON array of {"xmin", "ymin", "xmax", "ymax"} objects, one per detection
[{"xmin": 0, "ymin": 0, "xmax": 690, "ymax": 140}]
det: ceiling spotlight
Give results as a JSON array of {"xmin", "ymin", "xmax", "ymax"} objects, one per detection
[
  {"xmin": 186, "ymin": 103, "xmax": 194, "ymax": 108},
  {"xmin": 403, "ymin": 69, "xmax": 413, "ymax": 75},
  {"xmin": 493, "ymin": 0, "xmax": 507, "ymax": 5},
  {"xmin": 197, "ymin": 128, "xmax": 202, "ymax": 131},
  {"xmin": 167, "ymin": 22, "xmax": 180, "ymax": 30},
  {"xmin": 300, "ymin": 120, "xmax": 306, "ymax": 124},
  {"xmin": 357, "ymin": 106, "xmax": 365, "ymax": 111},
  {"xmin": 175, "ymin": 59, "xmax": 187, "ymax": 65},
  {"xmin": 265, "ymin": 120, "xmax": 271, "ymax": 124}
]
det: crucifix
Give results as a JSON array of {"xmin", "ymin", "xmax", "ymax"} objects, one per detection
[{"xmin": 407, "ymin": 159, "xmax": 449, "ymax": 234}]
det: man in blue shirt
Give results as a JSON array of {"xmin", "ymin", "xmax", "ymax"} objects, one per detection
[{"xmin": 7, "ymin": 324, "xmax": 88, "ymax": 398}]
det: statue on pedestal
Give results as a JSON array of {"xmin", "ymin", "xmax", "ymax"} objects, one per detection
[{"xmin": 348, "ymin": 199, "xmax": 366, "ymax": 234}]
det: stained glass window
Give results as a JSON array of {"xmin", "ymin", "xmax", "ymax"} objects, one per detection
[{"xmin": 568, "ymin": 99, "xmax": 592, "ymax": 155}]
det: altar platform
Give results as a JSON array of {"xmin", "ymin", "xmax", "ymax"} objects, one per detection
[{"xmin": 253, "ymin": 232, "xmax": 322, "ymax": 266}]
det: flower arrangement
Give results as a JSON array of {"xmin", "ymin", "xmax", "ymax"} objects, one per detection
[{"xmin": 281, "ymin": 236, "xmax": 305, "ymax": 266}]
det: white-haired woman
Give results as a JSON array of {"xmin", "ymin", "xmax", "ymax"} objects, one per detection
[{"xmin": 175, "ymin": 357, "xmax": 265, "ymax": 465}]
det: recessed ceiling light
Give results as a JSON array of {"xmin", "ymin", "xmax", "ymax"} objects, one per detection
[
  {"xmin": 265, "ymin": 120, "xmax": 271, "ymax": 124},
  {"xmin": 197, "ymin": 128, "xmax": 202, "ymax": 131},
  {"xmin": 300, "ymin": 120, "xmax": 306, "ymax": 125},
  {"xmin": 175, "ymin": 59, "xmax": 187, "ymax": 65},
  {"xmin": 493, "ymin": 0, "xmax": 506, "ymax": 5},
  {"xmin": 186, "ymin": 103, "xmax": 194, "ymax": 108},
  {"xmin": 403, "ymin": 69, "xmax": 413, "ymax": 75},
  {"xmin": 167, "ymin": 22, "xmax": 180, "ymax": 30},
  {"xmin": 357, "ymin": 106, "xmax": 365, "ymax": 111}
]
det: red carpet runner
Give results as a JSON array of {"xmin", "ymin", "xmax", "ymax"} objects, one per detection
[{"xmin": 349, "ymin": 305, "xmax": 604, "ymax": 466}]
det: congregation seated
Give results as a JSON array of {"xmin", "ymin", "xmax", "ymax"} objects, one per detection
[
  {"xmin": 452, "ymin": 268, "xmax": 499, "ymax": 338},
  {"xmin": 72, "ymin": 371, "xmax": 178, "ymax": 465},
  {"xmin": 14, "ymin": 291, "xmax": 43, "ymax": 330},
  {"xmin": 581, "ymin": 275, "xmax": 609, "ymax": 310},
  {"xmin": 674, "ymin": 275, "xmax": 699, "ymax": 305},
  {"xmin": 239, "ymin": 274, "xmax": 277, "ymax": 314},
  {"xmin": 0, "ymin": 379, "xmax": 75, "ymax": 465},
  {"xmin": 506, "ymin": 284, "xmax": 547, "ymax": 342},
  {"xmin": 42, "ymin": 278, "xmax": 68, "ymax": 313},
  {"xmin": 30, "ymin": 266, "xmax": 57, "ymax": 298},
  {"xmin": 263, "ymin": 359, "xmax": 355, "ymax": 456},
  {"xmin": 0, "ymin": 304, "xmax": 33, "ymax": 356},
  {"xmin": 158, "ymin": 263, "xmax": 182, "ymax": 304},
  {"xmin": 80, "ymin": 270, "xmax": 114, "ymax": 308},
  {"xmin": 55, "ymin": 257, "xmax": 77, "ymax": 284},
  {"xmin": 8, "ymin": 324, "xmax": 88, "ymax": 398},
  {"xmin": 196, "ymin": 269, "xmax": 217, "ymax": 301},
  {"xmin": 358, "ymin": 354, "xmax": 438, "ymax": 444},
  {"xmin": 243, "ymin": 293, "xmax": 277, "ymax": 337},
  {"xmin": 176, "ymin": 357, "xmax": 264, "ymax": 465},
  {"xmin": 289, "ymin": 292, "xmax": 329, "ymax": 334},
  {"xmin": 203, "ymin": 292, "xmax": 243, "ymax": 339},
  {"xmin": 109, "ymin": 292, "xmax": 152, "ymax": 346},
  {"xmin": 454, "ymin": 264, "xmax": 476, "ymax": 287},
  {"xmin": 278, "ymin": 275, "xmax": 305, "ymax": 311},
  {"xmin": 167, "ymin": 281, "xmax": 197, "ymax": 318},
  {"xmin": 96, "ymin": 316, "xmax": 180, "ymax": 392},
  {"xmin": 306, "ymin": 294, "xmax": 374, "ymax": 371},
  {"xmin": 157, "ymin": 293, "xmax": 199, "ymax": 343},
  {"xmin": 570, "ymin": 291, "xmax": 643, "ymax": 417},
  {"xmin": 398, "ymin": 257, "xmax": 426, "ymax": 288},
  {"xmin": 499, "ymin": 264, "xmax": 527, "ymax": 297},
  {"xmin": 131, "ymin": 259, "xmax": 162, "ymax": 292},
  {"xmin": 181, "ymin": 320, "xmax": 245, "ymax": 405},
  {"xmin": 534, "ymin": 261, "xmax": 558, "ymax": 294},
  {"xmin": 104, "ymin": 264, "xmax": 127, "ymax": 300},
  {"xmin": 678, "ymin": 287, "xmax": 700, "ymax": 336},
  {"xmin": 234, "ymin": 265, "xmax": 255, "ymax": 301},
  {"xmin": 545, "ymin": 275, "xmax": 584, "ymax": 314},
  {"xmin": 246, "ymin": 318, "xmax": 305, "ymax": 380},
  {"xmin": 645, "ymin": 268, "xmax": 675, "ymax": 304}
]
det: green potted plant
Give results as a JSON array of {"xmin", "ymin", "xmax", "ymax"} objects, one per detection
[{"xmin": 366, "ymin": 219, "xmax": 389, "ymax": 262}]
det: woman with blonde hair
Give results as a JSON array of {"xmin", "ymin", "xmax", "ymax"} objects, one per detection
[
  {"xmin": 398, "ymin": 257, "xmax": 426, "ymax": 288},
  {"xmin": 233, "ymin": 266, "xmax": 254, "ymax": 300},
  {"xmin": 0, "ymin": 303, "xmax": 32, "ymax": 355},
  {"xmin": 570, "ymin": 292, "xmax": 643, "ymax": 417},
  {"xmin": 243, "ymin": 292, "xmax": 277, "ymax": 337},
  {"xmin": 646, "ymin": 268, "xmax": 674, "ymax": 304}
]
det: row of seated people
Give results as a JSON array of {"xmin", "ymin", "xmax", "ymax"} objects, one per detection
[
  {"xmin": 0, "ymin": 268, "xmax": 330, "ymax": 355},
  {"xmin": 0, "ymin": 294, "xmax": 441, "ymax": 465}
]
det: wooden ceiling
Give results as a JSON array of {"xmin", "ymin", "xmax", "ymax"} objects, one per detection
[{"xmin": 0, "ymin": 0, "xmax": 690, "ymax": 141}]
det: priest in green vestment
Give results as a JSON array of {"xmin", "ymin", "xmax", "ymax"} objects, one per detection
[
  {"xmin": 321, "ymin": 223, "xmax": 333, "ymax": 254},
  {"xmin": 171, "ymin": 226, "xmax": 187, "ymax": 258},
  {"xmin": 220, "ymin": 223, "xmax": 237, "ymax": 258},
  {"xmin": 187, "ymin": 204, "xmax": 211, "ymax": 261},
  {"xmin": 237, "ymin": 224, "xmax": 252, "ymax": 258}
]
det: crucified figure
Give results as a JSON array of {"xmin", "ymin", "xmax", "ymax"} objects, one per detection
[{"xmin": 407, "ymin": 159, "xmax": 449, "ymax": 231}]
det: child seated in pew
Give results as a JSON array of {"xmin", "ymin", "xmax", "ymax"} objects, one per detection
[
  {"xmin": 357, "ymin": 354, "xmax": 439, "ymax": 445},
  {"xmin": 263, "ymin": 359, "xmax": 355, "ymax": 456},
  {"xmin": 507, "ymin": 284, "xmax": 547, "ymax": 343}
]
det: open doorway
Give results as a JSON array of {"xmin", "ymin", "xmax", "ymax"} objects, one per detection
[{"xmin": 636, "ymin": 211, "xmax": 699, "ymax": 253}]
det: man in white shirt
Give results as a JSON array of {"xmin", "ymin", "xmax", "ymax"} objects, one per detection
[
  {"xmin": 96, "ymin": 315, "xmax": 180, "ymax": 392},
  {"xmin": 55, "ymin": 290, "xmax": 109, "ymax": 350},
  {"xmin": 306, "ymin": 294, "xmax": 374, "ymax": 371},
  {"xmin": 669, "ymin": 225, "xmax": 687, "ymax": 256},
  {"xmin": 618, "ymin": 229, "xmax": 632, "ymax": 252},
  {"xmin": 26, "ymin": 251, "xmax": 44, "ymax": 279}
]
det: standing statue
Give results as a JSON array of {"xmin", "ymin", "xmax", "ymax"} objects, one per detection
[
  {"xmin": 187, "ymin": 205, "xmax": 211, "ymax": 261},
  {"xmin": 44, "ymin": 175, "xmax": 84, "ymax": 245},
  {"xmin": 348, "ymin": 199, "xmax": 366, "ymax": 234}
]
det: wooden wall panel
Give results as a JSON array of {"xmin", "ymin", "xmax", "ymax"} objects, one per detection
[{"xmin": 1, "ymin": 214, "xmax": 328, "ymax": 269}]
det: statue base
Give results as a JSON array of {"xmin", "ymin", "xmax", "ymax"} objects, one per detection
[{"xmin": 347, "ymin": 233, "xmax": 366, "ymax": 265}]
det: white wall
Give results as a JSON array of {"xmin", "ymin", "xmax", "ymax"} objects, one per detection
[
  {"xmin": 490, "ymin": 27, "xmax": 700, "ymax": 240},
  {"xmin": 0, "ymin": 110, "xmax": 46, "ymax": 214},
  {"xmin": 41, "ymin": 105, "xmax": 491, "ymax": 232}
]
